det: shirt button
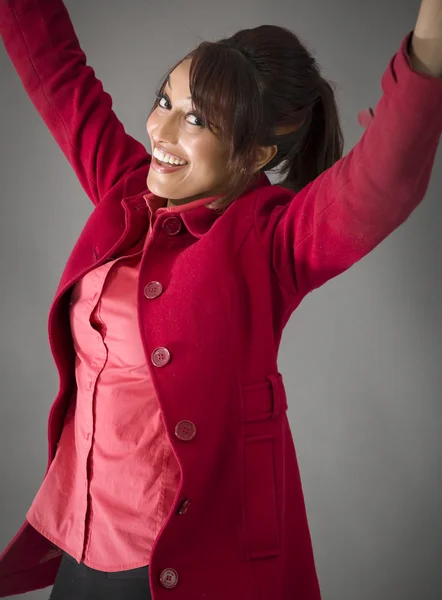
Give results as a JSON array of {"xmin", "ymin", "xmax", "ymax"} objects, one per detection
[
  {"xmin": 160, "ymin": 568, "xmax": 179, "ymax": 589},
  {"xmin": 144, "ymin": 281, "xmax": 163, "ymax": 299},
  {"xmin": 175, "ymin": 420, "xmax": 196, "ymax": 441},
  {"xmin": 163, "ymin": 216, "xmax": 182, "ymax": 236},
  {"xmin": 151, "ymin": 347, "xmax": 171, "ymax": 367}
]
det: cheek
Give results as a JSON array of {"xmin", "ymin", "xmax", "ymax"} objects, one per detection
[
  {"xmin": 146, "ymin": 113, "xmax": 157, "ymax": 136},
  {"xmin": 205, "ymin": 150, "xmax": 229, "ymax": 177},
  {"xmin": 192, "ymin": 142, "xmax": 226, "ymax": 169}
]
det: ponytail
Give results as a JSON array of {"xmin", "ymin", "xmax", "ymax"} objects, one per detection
[{"xmin": 280, "ymin": 77, "xmax": 345, "ymax": 194}]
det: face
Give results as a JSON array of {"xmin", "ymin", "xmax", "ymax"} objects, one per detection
[{"xmin": 146, "ymin": 59, "xmax": 231, "ymax": 207}]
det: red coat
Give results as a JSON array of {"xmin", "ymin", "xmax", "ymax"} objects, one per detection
[{"xmin": 1, "ymin": 1, "xmax": 442, "ymax": 598}]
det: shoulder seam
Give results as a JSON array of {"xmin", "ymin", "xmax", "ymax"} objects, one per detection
[{"xmin": 252, "ymin": 187, "xmax": 301, "ymax": 299}]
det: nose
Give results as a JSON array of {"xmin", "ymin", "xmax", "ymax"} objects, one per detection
[{"xmin": 151, "ymin": 112, "xmax": 180, "ymax": 145}]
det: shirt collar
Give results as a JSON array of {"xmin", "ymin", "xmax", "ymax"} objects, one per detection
[{"xmin": 142, "ymin": 192, "xmax": 217, "ymax": 215}]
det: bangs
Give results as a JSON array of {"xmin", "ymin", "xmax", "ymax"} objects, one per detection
[{"xmin": 187, "ymin": 43, "xmax": 264, "ymax": 164}]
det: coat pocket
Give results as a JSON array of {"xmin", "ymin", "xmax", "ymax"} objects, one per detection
[
  {"xmin": 240, "ymin": 373, "xmax": 288, "ymax": 559},
  {"xmin": 243, "ymin": 434, "xmax": 280, "ymax": 559}
]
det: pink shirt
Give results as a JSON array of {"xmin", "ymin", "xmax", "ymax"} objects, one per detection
[{"xmin": 26, "ymin": 192, "xmax": 212, "ymax": 571}]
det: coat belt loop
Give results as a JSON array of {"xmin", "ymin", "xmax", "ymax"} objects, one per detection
[{"xmin": 268, "ymin": 374, "xmax": 280, "ymax": 420}]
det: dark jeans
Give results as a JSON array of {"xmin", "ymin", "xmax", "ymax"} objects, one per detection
[{"xmin": 49, "ymin": 552, "xmax": 152, "ymax": 600}]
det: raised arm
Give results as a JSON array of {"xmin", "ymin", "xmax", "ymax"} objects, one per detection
[
  {"xmin": 254, "ymin": 28, "xmax": 442, "ymax": 299},
  {"xmin": 0, "ymin": 0, "xmax": 151, "ymax": 206}
]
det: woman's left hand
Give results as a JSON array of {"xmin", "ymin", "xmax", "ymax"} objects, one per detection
[{"xmin": 411, "ymin": 0, "xmax": 442, "ymax": 77}]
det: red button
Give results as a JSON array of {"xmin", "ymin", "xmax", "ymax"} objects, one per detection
[
  {"xmin": 163, "ymin": 217, "xmax": 182, "ymax": 236},
  {"xmin": 160, "ymin": 568, "xmax": 179, "ymax": 589},
  {"xmin": 151, "ymin": 347, "xmax": 171, "ymax": 367},
  {"xmin": 144, "ymin": 281, "xmax": 163, "ymax": 299},
  {"xmin": 175, "ymin": 420, "xmax": 196, "ymax": 441}
]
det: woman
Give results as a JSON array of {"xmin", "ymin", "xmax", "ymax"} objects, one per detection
[{"xmin": 0, "ymin": 0, "xmax": 441, "ymax": 599}]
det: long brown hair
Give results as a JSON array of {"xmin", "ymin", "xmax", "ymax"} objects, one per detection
[{"xmin": 147, "ymin": 24, "xmax": 344, "ymax": 211}]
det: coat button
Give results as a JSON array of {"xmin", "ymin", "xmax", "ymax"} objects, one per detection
[
  {"xmin": 160, "ymin": 568, "xmax": 179, "ymax": 589},
  {"xmin": 163, "ymin": 216, "xmax": 182, "ymax": 236},
  {"xmin": 144, "ymin": 281, "xmax": 163, "ymax": 299},
  {"xmin": 177, "ymin": 499, "xmax": 191, "ymax": 515},
  {"xmin": 151, "ymin": 347, "xmax": 171, "ymax": 367},
  {"xmin": 175, "ymin": 420, "xmax": 196, "ymax": 441}
]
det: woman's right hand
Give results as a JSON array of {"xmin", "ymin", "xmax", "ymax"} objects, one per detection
[{"xmin": 0, "ymin": 0, "xmax": 150, "ymax": 206}]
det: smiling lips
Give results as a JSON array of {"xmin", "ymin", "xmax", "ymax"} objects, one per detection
[
  {"xmin": 154, "ymin": 145, "xmax": 188, "ymax": 165},
  {"xmin": 151, "ymin": 156, "xmax": 188, "ymax": 174},
  {"xmin": 151, "ymin": 143, "xmax": 189, "ymax": 174}
]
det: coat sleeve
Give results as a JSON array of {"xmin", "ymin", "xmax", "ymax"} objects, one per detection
[
  {"xmin": 0, "ymin": 0, "xmax": 151, "ymax": 206},
  {"xmin": 253, "ymin": 30, "xmax": 442, "ymax": 298}
]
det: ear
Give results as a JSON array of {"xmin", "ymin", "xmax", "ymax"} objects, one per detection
[{"xmin": 254, "ymin": 144, "xmax": 278, "ymax": 172}]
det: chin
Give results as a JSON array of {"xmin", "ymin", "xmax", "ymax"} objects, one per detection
[{"xmin": 146, "ymin": 172, "xmax": 163, "ymax": 197}]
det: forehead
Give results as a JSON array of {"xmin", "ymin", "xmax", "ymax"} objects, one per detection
[{"xmin": 166, "ymin": 59, "xmax": 192, "ymax": 96}]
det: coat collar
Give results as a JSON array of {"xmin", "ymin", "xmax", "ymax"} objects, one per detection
[{"xmin": 138, "ymin": 171, "xmax": 271, "ymax": 239}]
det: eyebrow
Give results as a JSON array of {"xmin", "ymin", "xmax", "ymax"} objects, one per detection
[{"xmin": 166, "ymin": 75, "xmax": 192, "ymax": 100}]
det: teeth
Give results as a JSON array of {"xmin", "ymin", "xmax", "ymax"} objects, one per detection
[{"xmin": 154, "ymin": 146, "xmax": 187, "ymax": 166}]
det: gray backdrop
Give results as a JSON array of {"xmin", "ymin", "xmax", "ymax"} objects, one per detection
[{"xmin": 1, "ymin": 0, "xmax": 441, "ymax": 598}]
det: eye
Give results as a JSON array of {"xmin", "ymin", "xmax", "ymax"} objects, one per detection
[
  {"xmin": 155, "ymin": 92, "xmax": 205, "ymax": 128},
  {"xmin": 156, "ymin": 93, "xmax": 170, "ymax": 110},
  {"xmin": 187, "ymin": 114, "xmax": 205, "ymax": 128}
]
